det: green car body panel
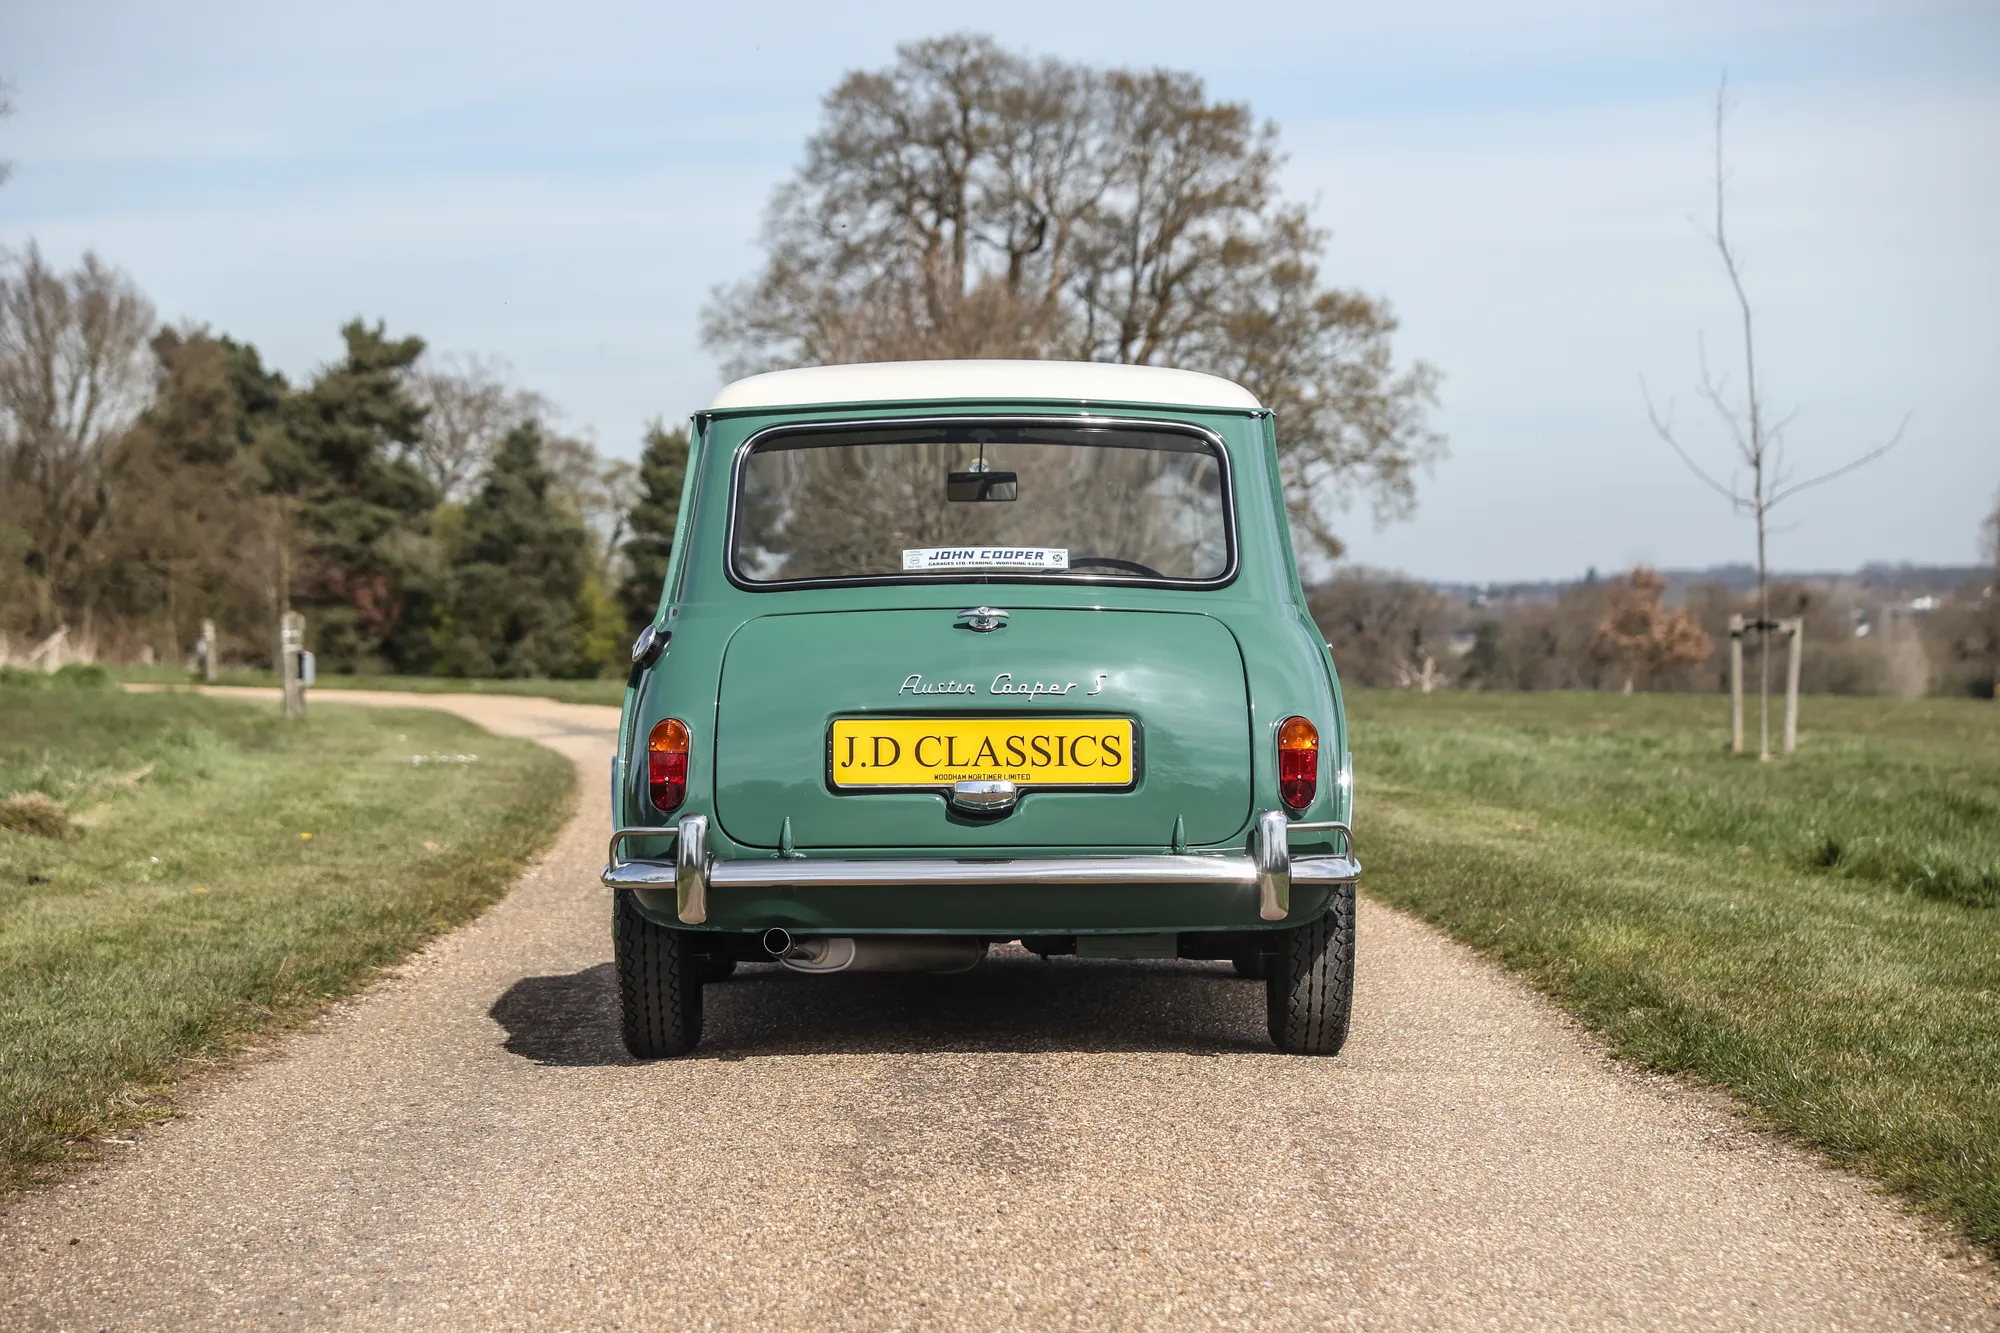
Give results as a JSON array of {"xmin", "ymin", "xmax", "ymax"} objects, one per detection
[{"xmin": 610, "ymin": 385, "xmax": 1352, "ymax": 939}]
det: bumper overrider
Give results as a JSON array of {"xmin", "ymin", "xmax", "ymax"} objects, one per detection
[{"xmin": 601, "ymin": 809, "xmax": 1358, "ymax": 928}]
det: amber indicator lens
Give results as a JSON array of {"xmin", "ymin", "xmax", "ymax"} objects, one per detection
[
  {"xmin": 648, "ymin": 718, "xmax": 690, "ymax": 812},
  {"xmin": 1277, "ymin": 716, "xmax": 1318, "ymax": 811}
]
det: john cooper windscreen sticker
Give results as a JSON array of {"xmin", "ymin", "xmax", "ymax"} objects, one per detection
[{"xmin": 902, "ymin": 547, "xmax": 1070, "ymax": 571}]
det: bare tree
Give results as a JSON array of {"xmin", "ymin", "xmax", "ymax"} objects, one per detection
[
  {"xmin": 704, "ymin": 33, "xmax": 1443, "ymax": 566},
  {"xmin": 1984, "ymin": 488, "xmax": 1999, "ymax": 573},
  {"xmin": 703, "ymin": 36, "xmax": 1094, "ymax": 367},
  {"xmin": 1642, "ymin": 79, "xmax": 1905, "ymax": 759},
  {"xmin": 1983, "ymin": 489, "xmax": 2000, "ymax": 693},
  {"xmin": 0, "ymin": 244, "xmax": 156, "ymax": 633},
  {"xmin": 1912, "ymin": 496, "xmax": 2000, "ymax": 699},
  {"xmin": 542, "ymin": 432, "xmax": 639, "ymax": 581},
  {"xmin": 0, "ymin": 79, "xmax": 14, "ymax": 188},
  {"xmin": 1307, "ymin": 568, "xmax": 1456, "ymax": 689},
  {"xmin": 405, "ymin": 353, "xmax": 547, "ymax": 503}
]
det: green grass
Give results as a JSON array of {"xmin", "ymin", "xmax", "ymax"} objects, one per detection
[
  {"xmin": 108, "ymin": 665, "xmax": 626, "ymax": 706},
  {"xmin": 0, "ymin": 679, "xmax": 574, "ymax": 1196},
  {"xmin": 1351, "ymin": 689, "xmax": 2000, "ymax": 1253}
]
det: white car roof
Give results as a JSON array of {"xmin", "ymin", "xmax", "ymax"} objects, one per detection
[{"xmin": 709, "ymin": 359, "xmax": 1262, "ymax": 412}]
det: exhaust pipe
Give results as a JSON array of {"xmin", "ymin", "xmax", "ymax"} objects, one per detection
[{"xmin": 765, "ymin": 932, "xmax": 985, "ymax": 975}]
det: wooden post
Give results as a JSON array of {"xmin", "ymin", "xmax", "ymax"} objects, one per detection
[
  {"xmin": 1782, "ymin": 617, "xmax": 1803, "ymax": 755},
  {"xmin": 280, "ymin": 611, "xmax": 306, "ymax": 720},
  {"xmin": 200, "ymin": 618, "xmax": 217, "ymax": 684},
  {"xmin": 1728, "ymin": 614, "xmax": 1744, "ymax": 755}
]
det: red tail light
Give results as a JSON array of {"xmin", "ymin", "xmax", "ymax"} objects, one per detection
[
  {"xmin": 1278, "ymin": 716, "xmax": 1318, "ymax": 811},
  {"xmin": 648, "ymin": 718, "xmax": 689, "ymax": 812}
]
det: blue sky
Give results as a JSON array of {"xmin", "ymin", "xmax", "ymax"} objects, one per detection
[{"xmin": 2, "ymin": 0, "xmax": 1995, "ymax": 580}]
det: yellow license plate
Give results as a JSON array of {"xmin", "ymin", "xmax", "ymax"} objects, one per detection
[{"xmin": 830, "ymin": 717, "xmax": 1134, "ymax": 789}]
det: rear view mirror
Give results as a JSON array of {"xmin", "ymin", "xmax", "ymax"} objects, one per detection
[{"xmin": 947, "ymin": 469, "xmax": 1018, "ymax": 502}]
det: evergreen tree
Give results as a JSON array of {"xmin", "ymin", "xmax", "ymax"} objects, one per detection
[
  {"xmin": 617, "ymin": 420, "xmax": 690, "ymax": 632},
  {"xmin": 439, "ymin": 421, "xmax": 593, "ymax": 677},
  {"xmin": 100, "ymin": 330, "xmax": 288, "ymax": 656},
  {"xmin": 277, "ymin": 320, "xmax": 439, "ymax": 671},
  {"xmin": 143, "ymin": 329, "xmax": 288, "ymax": 468}
]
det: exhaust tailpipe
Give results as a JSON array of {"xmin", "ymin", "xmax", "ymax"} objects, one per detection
[{"xmin": 768, "ymin": 934, "xmax": 985, "ymax": 975}]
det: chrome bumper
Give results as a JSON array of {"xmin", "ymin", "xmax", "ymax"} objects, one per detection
[{"xmin": 603, "ymin": 812, "xmax": 1356, "ymax": 926}]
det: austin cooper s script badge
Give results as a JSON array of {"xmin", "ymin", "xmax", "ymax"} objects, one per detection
[{"xmin": 898, "ymin": 672, "xmax": 1109, "ymax": 697}]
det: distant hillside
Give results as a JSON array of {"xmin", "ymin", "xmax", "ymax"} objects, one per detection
[{"xmin": 1423, "ymin": 563, "xmax": 1989, "ymax": 606}]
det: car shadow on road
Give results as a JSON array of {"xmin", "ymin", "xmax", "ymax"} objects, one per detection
[
  {"xmin": 488, "ymin": 952, "xmax": 1275, "ymax": 1066},
  {"xmin": 489, "ymin": 963, "xmax": 635, "ymax": 1065}
]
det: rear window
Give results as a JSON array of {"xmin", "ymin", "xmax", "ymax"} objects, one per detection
[{"xmin": 730, "ymin": 420, "xmax": 1233, "ymax": 587}]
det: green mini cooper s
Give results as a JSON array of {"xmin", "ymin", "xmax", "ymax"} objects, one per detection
[{"xmin": 604, "ymin": 360, "xmax": 1358, "ymax": 1057}]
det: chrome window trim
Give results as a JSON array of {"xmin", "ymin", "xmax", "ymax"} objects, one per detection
[{"xmin": 721, "ymin": 414, "xmax": 1241, "ymax": 593}]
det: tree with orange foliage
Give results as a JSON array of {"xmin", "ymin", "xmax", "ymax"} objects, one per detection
[{"xmin": 1592, "ymin": 569, "xmax": 1713, "ymax": 693}]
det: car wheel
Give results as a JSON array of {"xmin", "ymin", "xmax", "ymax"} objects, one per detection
[
  {"xmin": 1266, "ymin": 882, "xmax": 1355, "ymax": 1055},
  {"xmin": 1231, "ymin": 954, "xmax": 1267, "ymax": 979},
  {"xmin": 613, "ymin": 889, "xmax": 704, "ymax": 1058}
]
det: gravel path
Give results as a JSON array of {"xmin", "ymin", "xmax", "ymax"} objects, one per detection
[{"xmin": 3, "ymin": 690, "xmax": 1994, "ymax": 1331}]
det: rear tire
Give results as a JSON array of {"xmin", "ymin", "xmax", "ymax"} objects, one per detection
[
  {"xmin": 613, "ymin": 889, "xmax": 703, "ymax": 1058},
  {"xmin": 1266, "ymin": 883, "xmax": 1355, "ymax": 1055}
]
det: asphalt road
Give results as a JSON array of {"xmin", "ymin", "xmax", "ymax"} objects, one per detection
[{"xmin": 3, "ymin": 690, "xmax": 1995, "ymax": 1331}]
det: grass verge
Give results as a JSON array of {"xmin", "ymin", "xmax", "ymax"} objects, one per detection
[
  {"xmin": 107, "ymin": 665, "xmax": 626, "ymax": 707},
  {"xmin": 0, "ymin": 678, "xmax": 573, "ymax": 1197},
  {"xmin": 1350, "ymin": 689, "xmax": 2000, "ymax": 1254}
]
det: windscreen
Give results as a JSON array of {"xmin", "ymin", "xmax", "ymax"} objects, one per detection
[{"xmin": 731, "ymin": 422, "xmax": 1231, "ymax": 585}]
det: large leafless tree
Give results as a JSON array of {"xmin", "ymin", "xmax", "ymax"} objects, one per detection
[
  {"xmin": 1644, "ymin": 80, "xmax": 1905, "ymax": 759},
  {"xmin": 704, "ymin": 34, "xmax": 1444, "ymax": 564},
  {"xmin": 0, "ymin": 245, "xmax": 156, "ymax": 634}
]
